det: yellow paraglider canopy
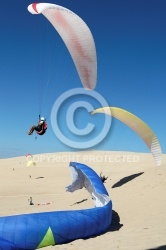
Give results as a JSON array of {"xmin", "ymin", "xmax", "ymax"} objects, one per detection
[
  {"xmin": 91, "ymin": 107, "xmax": 162, "ymax": 166},
  {"xmin": 27, "ymin": 160, "xmax": 36, "ymax": 167},
  {"xmin": 26, "ymin": 154, "xmax": 36, "ymax": 167}
]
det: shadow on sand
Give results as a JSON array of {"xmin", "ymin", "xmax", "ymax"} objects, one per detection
[
  {"xmin": 107, "ymin": 210, "xmax": 123, "ymax": 232},
  {"xmin": 147, "ymin": 246, "xmax": 166, "ymax": 250},
  {"xmin": 70, "ymin": 199, "xmax": 88, "ymax": 206},
  {"xmin": 112, "ymin": 172, "xmax": 144, "ymax": 188}
]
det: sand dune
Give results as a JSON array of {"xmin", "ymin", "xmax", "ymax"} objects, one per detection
[{"xmin": 0, "ymin": 151, "xmax": 166, "ymax": 250}]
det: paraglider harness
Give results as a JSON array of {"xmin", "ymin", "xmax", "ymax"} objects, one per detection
[
  {"xmin": 36, "ymin": 115, "xmax": 48, "ymax": 136},
  {"xmin": 37, "ymin": 122, "xmax": 47, "ymax": 135}
]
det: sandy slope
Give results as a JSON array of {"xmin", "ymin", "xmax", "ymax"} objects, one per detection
[{"xmin": 0, "ymin": 151, "xmax": 166, "ymax": 250}]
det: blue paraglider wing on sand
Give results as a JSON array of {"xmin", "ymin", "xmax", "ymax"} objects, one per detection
[{"xmin": 0, "ymin": 162, "xmax": 112, "ymax": 249}]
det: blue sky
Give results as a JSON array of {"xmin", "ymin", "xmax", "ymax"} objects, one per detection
[{"xmin": 0, "ymin": 0, "xmax": 166, "ymax": 158}]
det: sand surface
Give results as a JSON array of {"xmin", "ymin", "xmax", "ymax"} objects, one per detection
[{"xmin": 0, "ymin": 151, "xmax": 166, "ymax": 250}]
